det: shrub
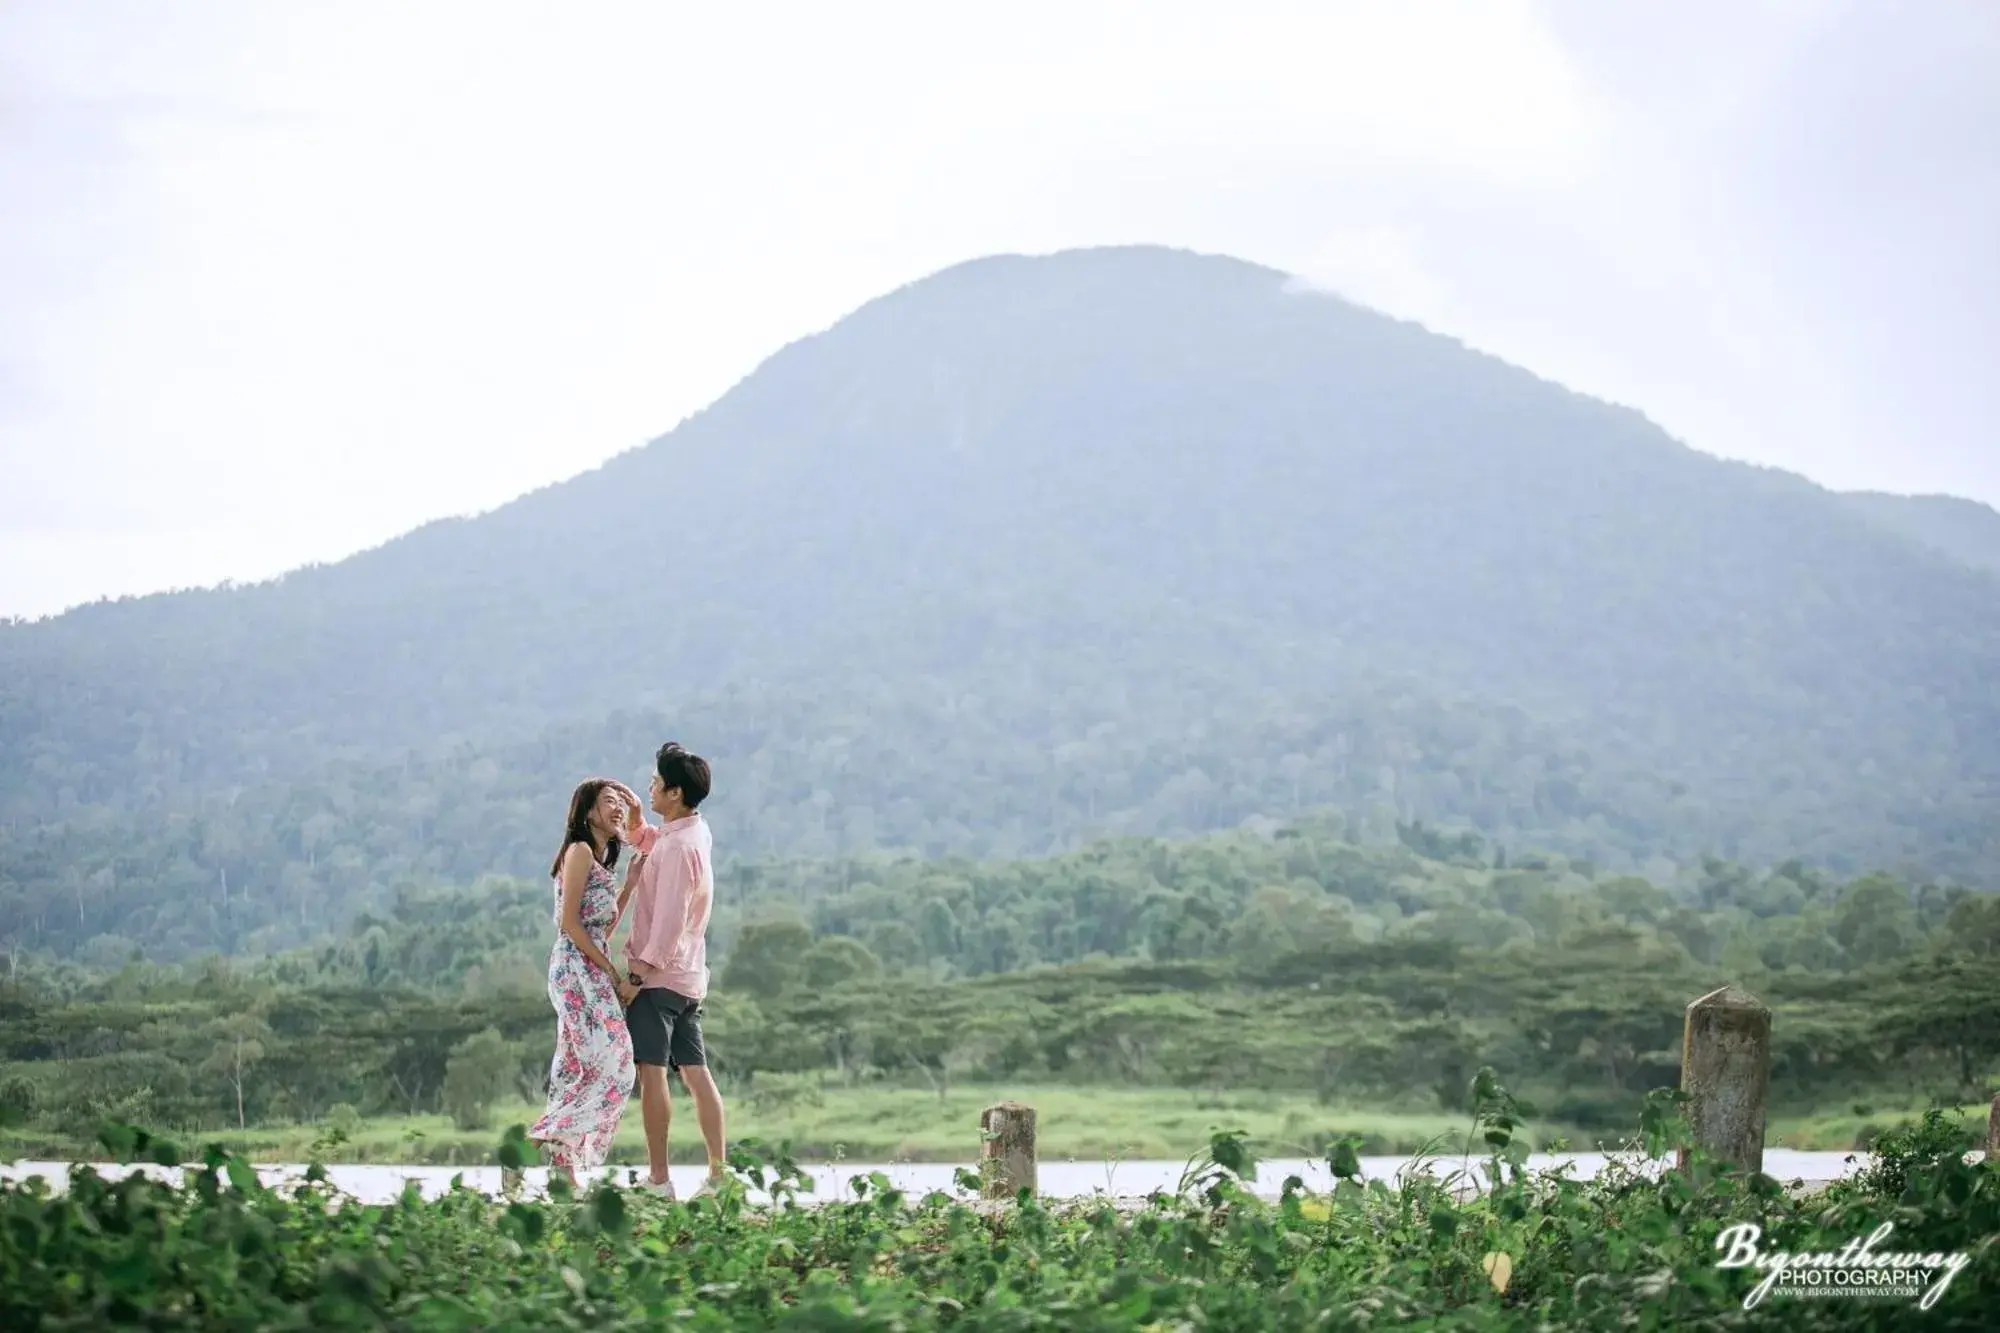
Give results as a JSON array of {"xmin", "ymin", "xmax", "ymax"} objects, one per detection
[{"xmin": 441, "ymin": 1028, "xmax": 514, "ymax": 1132}]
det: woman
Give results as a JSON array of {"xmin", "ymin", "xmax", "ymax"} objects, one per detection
[{"xmin": 528, "ymin": 777, "xmax": 645, "ymax": 1183}]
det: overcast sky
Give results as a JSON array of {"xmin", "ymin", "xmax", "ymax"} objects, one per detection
[{"xmin": 2, "ymin": 0, "xmax": 1995, "ymax": 620}]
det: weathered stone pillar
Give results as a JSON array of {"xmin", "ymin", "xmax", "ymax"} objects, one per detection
[
  {"xmin": 1677, "ymin": 984, "xmax": 1771, "ymax": 1177},
  {"xmin": 980, "ymin": 1102, "xmax": 1037, "ymax": 1199},
  {"xmin": 1986, "ymin": 1092, "xmax": 1999, "ymax": 1163}
]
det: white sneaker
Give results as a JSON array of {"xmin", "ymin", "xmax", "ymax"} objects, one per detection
[
  {"xmin": 690, "ymin": 1175, "xmax": 722, "ymax": 1200},
  {"xmin": 641, "ymin": 1176, "xmax": 676, "ymax": 1200}
]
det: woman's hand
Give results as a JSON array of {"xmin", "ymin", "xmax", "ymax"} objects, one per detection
[{"xmin": 614, "ymin": 976, "xmax": 640, "ymax": 1007}]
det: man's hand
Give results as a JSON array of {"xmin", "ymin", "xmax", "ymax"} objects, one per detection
[
  {"xmin": 614, "ymin": 977, "xmax": 640, "ymax": 1007},
  {"xmin": 607, "ymin": 781, "xmax": 645, "ymax": 837}
]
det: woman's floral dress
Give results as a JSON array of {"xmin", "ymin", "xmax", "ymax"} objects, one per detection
[{"xmin": 529, "ymin": 858, "xmax": 635, "ymax": 1174}]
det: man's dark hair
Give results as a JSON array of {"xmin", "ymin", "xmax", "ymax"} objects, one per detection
[{"xmin": 656, "ymin": 741, "xmax": 712, "ymax": 810}]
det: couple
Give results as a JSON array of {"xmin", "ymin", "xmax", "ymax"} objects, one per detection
[{"xmin": 529, "ymin": 741, "xmax": 726, "ymax": 1198}]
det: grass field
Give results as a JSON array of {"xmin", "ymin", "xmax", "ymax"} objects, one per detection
[{"xmin": 9, "ymin": 1082, "xmax": 1987, "ymax": 1166}]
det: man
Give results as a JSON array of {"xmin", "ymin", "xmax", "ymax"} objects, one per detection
[{"xmin": 619, "ymin": 740, "xmax": 726, "ymax": 1197}]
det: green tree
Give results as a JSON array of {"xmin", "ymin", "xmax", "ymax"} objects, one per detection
[
  {"xmin": 917, "ymin": 899, "xmax": 960, "ymax": 961},
  {"xmin": 722, "ymin": 919, "xmax": 816, "ymax": 999},
  {"xmin": 802, "ymin": 936, "xmax": 881, "ymax": 990},
  {"xmin": 201, "ymin": 1012, "xmax": 272, "ymax": 1130},
  {"xmin": 863, "ymin": 920, "xmax": 922, "ymax": 971},
  {"xmin": 441, "ymin": 1027, "xmax": 514, "ymax": 1132},
  {"xmin": 1938, "ymin": 893, "xmax": 2000, "ymax": 959},
  {"xmin": 1872, "ymin": 956, "xmax": 2000, "ymax": 1097},
  {"xmin": 1832, "ymin": 874, "xmax": 1920, "ymax": 968}
]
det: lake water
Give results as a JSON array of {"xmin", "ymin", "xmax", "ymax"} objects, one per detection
[{"xmin": 2, "ymin": 1149, "xmax": 1868, "ymax": 1205}]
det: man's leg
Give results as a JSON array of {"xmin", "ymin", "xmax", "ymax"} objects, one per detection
[
  {"xmin": 678, "ymin": 1065, "xmax": 727, "ymax": 1179},
  {"xmin": 636, "ymin": 1062, "xmax": 673, "ymax": 1185},
  {"xmin": 667, "ymin": 997, "xmax": 725, "ymax": 1182},
  {"xmin": 626, "ymin": 990, "xmax": 674, "ymax": 1188}
]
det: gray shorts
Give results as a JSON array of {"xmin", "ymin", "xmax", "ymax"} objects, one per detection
[{"xmin": 624, "ymin": 983, "xmax": 706, "ymax": 1069}]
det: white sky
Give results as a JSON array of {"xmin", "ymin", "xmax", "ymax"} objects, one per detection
[{"xmin": 3, "ymin": 0, "xmax": 1996, "ymax": 620}]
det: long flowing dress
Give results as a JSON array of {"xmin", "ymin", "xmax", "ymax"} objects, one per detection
[{"xmin": 528, "ymin": 858, "xmax": 635, "ymax": 1174}]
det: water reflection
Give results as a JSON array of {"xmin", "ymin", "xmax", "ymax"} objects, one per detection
[{"xmin": 1, "ymin": 1149, "xmax": 1866, "ymax": 1205}]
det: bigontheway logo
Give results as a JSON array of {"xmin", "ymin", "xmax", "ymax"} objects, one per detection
[{"xmin": 1713, "ymin": 1220, "xmax": 1971, "ymax": 1310}]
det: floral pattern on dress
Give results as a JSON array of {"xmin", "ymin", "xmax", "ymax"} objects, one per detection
[{"xmin": 529, "ymin": 858, "xmax": 634, "ymax": 1175}]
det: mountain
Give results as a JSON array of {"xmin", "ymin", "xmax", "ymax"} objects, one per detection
[
  {"xmin": 3, "ymin": 244, "xmax": 1998, "ymax": 958},
  {"xmin": 1839, "ymin": 490, "xmax": 2000, "ymax": 579}
]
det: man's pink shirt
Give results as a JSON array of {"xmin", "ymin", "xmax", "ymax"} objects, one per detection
[{"xmin": 622, "ymin": 814, "xmax": 713, "ymax": 998}]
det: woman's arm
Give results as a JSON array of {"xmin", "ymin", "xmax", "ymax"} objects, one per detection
[{"xmin": 559, "ymin": 844, "xmax": 638, "ymax": 1004}]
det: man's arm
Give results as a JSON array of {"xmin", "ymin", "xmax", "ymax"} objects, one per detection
[{"xmin": 615, "ymin": 850, "xmax": 646, "ymax": 920}]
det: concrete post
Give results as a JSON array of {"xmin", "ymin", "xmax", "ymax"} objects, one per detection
[
  {"xmin": 980, "ymin": 1102, "xmax": 1037, "ymax": 1199},
  {"xmin": 1677, "ymin": 984, "xmax": 1771, "ymax": 1177},
  {"xmin": 1986, "ymin": 1092, "xmax": 1999, "ymax": 1164}
]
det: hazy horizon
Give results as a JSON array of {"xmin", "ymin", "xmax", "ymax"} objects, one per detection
[
  {"xmin": 5, "ymin": 241, "xmax": 1998, "ymax": 625},
  {"xmin": 5, "ymin": 1, "xmax": 1996, "ymax": 620}
]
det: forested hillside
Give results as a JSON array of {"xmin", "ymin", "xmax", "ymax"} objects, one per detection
[
  {"xmin": 4, "ymin": 245, "xmax": 1999, "ymax": 959},
  {"xmin": 1840, "ymin": 490, "xmax": 2000, "ymax": 578},
  {"xmin": 6, "ymin": 818, "xmax": 1996, "ymax": 1156}
]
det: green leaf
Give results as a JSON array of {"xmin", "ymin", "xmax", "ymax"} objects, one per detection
[
  {"xmin": 96, "ymin": 1123, "xmax": 138, "ymax": 1161},
  {"xmin": 226, "ymin": 1157, "xmax": 261, "ymax": 1195},
  {"xmin": 1328, "ymin": 1137, "xmax": 1362, "ymax": 1181},
  {"xmin": 1208, "ymin": 1128, "xmax": 1256, "ymax": 1181},
  {"xmin": 589, "ymin": 1184, "xmax": 627, "ymax": 1236},
  {"xmin": 502, "ymin": 1201, "xmax": 546, "ymax": 1245},
  {"xmin": 496, "ymin": 1124, "xmax": 538, "ymax": 1170}
]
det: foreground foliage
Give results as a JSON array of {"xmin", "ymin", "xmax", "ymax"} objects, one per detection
[{"xmin": 3, "ymin": 1087, "xmax": 1994, "ymax": 1329}]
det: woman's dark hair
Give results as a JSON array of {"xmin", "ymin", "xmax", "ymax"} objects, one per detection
[
  {"xmin": 656, "ymin": 741, "xmax": 712, "ymax": 810},
  {"xmin": 549, "ymin": 777, "xmax": 625, "ymax": 878}
]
